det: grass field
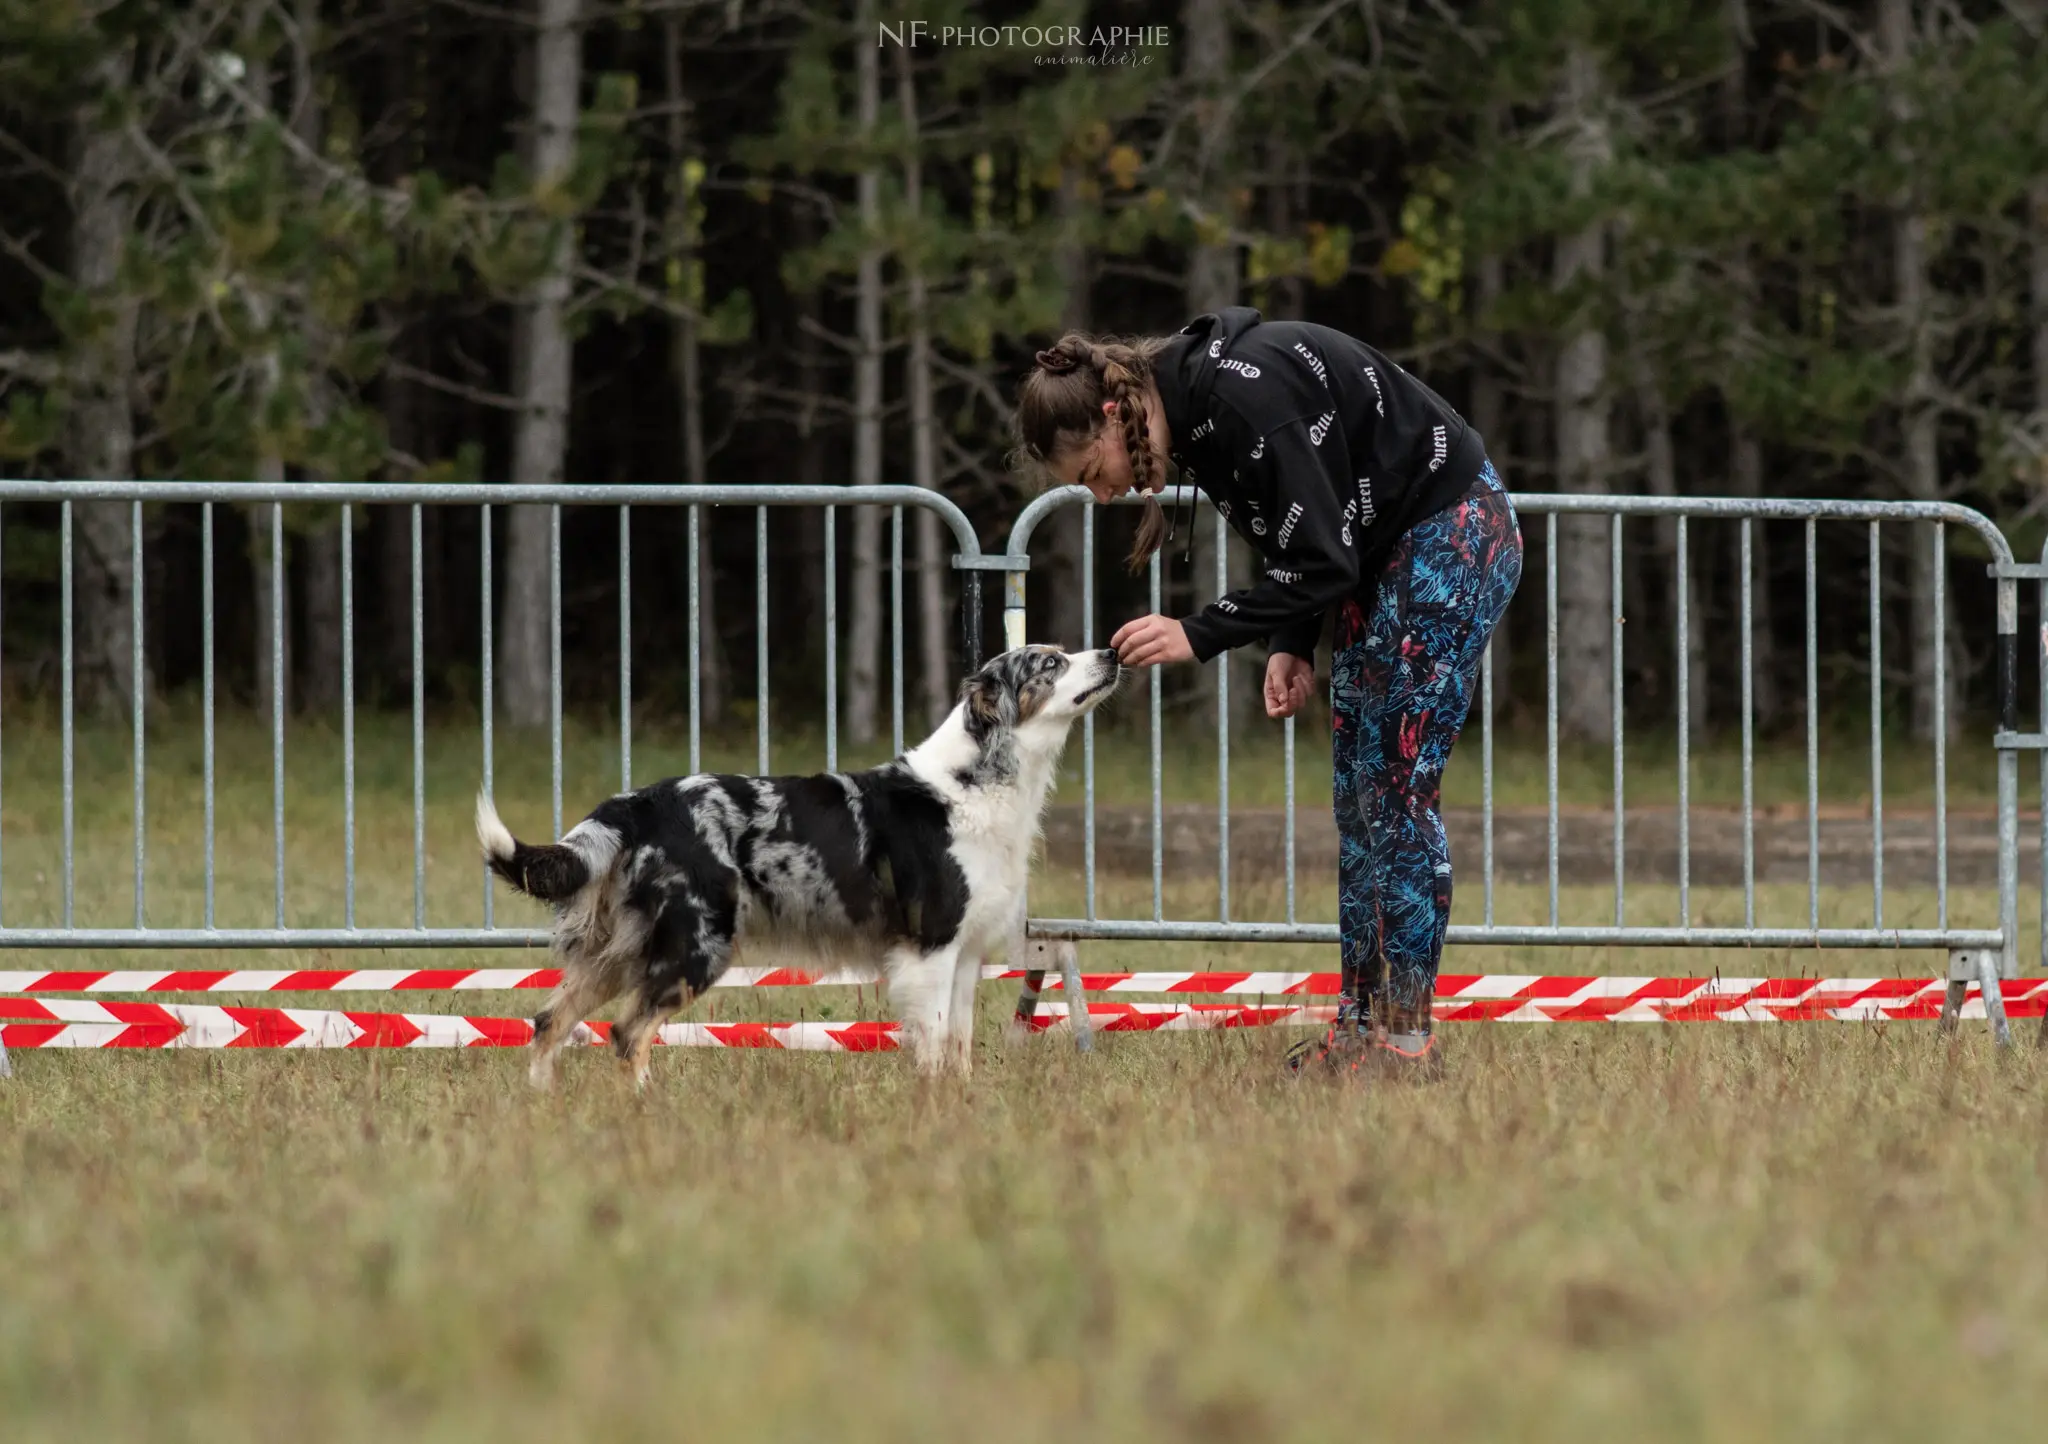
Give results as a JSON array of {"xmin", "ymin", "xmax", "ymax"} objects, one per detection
[
  {"xmin": 6, "ymin": 709, "xmax": 2046, "ymax": 1440},
  {"xmin": 9, "ymin": 1015, "xmax": 2047, "ymax": 1441}
]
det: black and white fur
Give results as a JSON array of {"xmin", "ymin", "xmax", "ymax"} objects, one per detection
[{"xmin": 477, "ymin": 645, "xmax": 1122, "ymax": 1087}]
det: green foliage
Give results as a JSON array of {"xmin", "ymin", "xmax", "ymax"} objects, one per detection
[{"xmin": 1, "ymin": 0, "xmax": 2045, "ymax": 582}]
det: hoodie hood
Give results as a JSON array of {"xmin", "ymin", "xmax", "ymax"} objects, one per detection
[{"xmin": 1156, "ymin": 305, "xmax": 1265, "ymax": 444}]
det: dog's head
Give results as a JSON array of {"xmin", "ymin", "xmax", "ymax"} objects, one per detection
[{"xmin": 957, "ymin": 645, "xmax": 1122, "ymax": 781}]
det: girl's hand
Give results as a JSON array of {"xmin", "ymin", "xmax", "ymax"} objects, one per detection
[
  {"xmin": 1111, "ymin": 615, "xmax": 1193, "ymax": 668},
  {"xmin": 1264, "ymin": 653, "xmax": 1314, "ymax": 718}
]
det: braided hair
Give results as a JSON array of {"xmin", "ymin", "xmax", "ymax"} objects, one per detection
[{"xmin": 1012, "ymin": 331, "xmax": 1174, "ymax": 573}]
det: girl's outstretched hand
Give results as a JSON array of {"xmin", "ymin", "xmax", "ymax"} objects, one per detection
[{"xmin": 1111, "ymin": 614, "xmax": 1193, "ymax": 668}]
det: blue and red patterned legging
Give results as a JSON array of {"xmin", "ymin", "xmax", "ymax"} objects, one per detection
[{"xmin": 1329, "ymin": 461, "xmax": 1523, "ymax": 1016}]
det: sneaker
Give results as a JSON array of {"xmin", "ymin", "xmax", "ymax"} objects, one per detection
[
  {"xmin": 1283, "ymin": 997, "xmax": 1367, "ymax": 1076},
  {"xmin": 1287, "ymin": 1022, "xmax": 1448, "ymax": 1083}
]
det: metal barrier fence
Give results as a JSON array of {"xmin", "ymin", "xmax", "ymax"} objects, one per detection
[
  {"xmin": 0, "ymin": 480, "xmax": 2031, "ymax": 1044},
  {"xmin": 1004, "ymin": 488, "xmax": 2026, "ymax": 1041},
  {"xmin": 0, "ymin": 480, "xmax": 988, "ymax": 951}
]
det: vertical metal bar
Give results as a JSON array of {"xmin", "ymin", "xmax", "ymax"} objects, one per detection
[
  {"xmin": 1805, "ymin": 519, "xmax": 1818, "ymax": 935},
  {"xmin": 481, "ymin": 504, "xmax": 494, "ymax": 927},
  {"xmin": 0, "ymin": 505, "xmax": 5, "ymax": 926},
  {"xmin": 1996, "ymin": 570, "xmax": 2021, "ymax": 1006},
  {"xmin": 271, "ymin": 504, "xmax": 285, "ymax": 930},
  {"xmin": 549, "ymin": 503, "xmax": 562, "ymax": 840},
  {"xmin": 342, "ymin": 506, "xmax": 355, "ymax": 930},
  {"xmin": 1740, "ymin": 519, "xmax": 1756, "ymax": 930},
  {"xmin": 1149, "ymin": 547, "xmax": 1163, "ymax": 922},
  {"xmin": 1215, "ymin": 505, "xmax": 1230, "ymax": 924},
  {"xmin": 620, "ymin": 505, "xmax": 632, "ymax": 792},
  {"xmin": 825, "ymin": 505, "xmax": 838, "ymax": 771},
  {"xmin": 1977, "ymin": 945, "xmax": 2012, "ymax": 1048},
  {"xmin": 1544, "ymin": 512, "xmax": 1559, "ymax": 929},
  {"xmin": 1676, "ymin": 514, "xmax": 1691, "ymax": 928},
  {"xmin": 131, "ymin": 500, "xmax": 145, "ymax": 929},
  {"xmin": 1083, "ymin": 503, "xmax": 1097, "ymax": 922},
  {"xmin": 1284, "ymin": 713, "xmax": 1298, "ymax": 925},
  {"xmin": 890, "ymin": 507, "xmax": 903, "ymax": 758},
  {"xmin": 1611, "ymin": 513, "xmax": 1624, "ymax": 930},
  {"xmin": 1869, "ymin": 521, "xmax": 1883, "ymax": 930},
  {"xmin": 687, "ymin": 503, "xmax": 701, "ymax": 775},
  {"xmin": 413, "ymin": 504, "xmax": 426, "ymax": 929},
  {"xmin": 756, "ymin": 505, "xmax": 769, "ymax": 776},
  {"xmin": 960, "ymin": 572, "xmax": 983, "ymax": 673},
  {"xmin": 202, "ymin": 503, "xmax": 214, "ymax": 929},
  {"xmin": 1482, "ymin": 637, "xmax": 1494, "ymax": 928},
  {"xmin": 60, "ymin": 501, "xmax": 73, "ymax": 929},
  {"xmin": 1932, "ymin": 523, "xmax": 1947, "ymax": 930}
]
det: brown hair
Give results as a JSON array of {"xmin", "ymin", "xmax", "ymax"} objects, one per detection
[{"xmin": 1011, "ymin": 332, "xmax": 1174, "ymax": 573}]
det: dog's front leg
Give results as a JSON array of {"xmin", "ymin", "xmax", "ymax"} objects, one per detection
[
  {"xmin": 943, "ymin": 946, "xmax": 983, "ymax": 1077},
  {"xmin": 887, "ymin": 942, "xmax": 963, "ymax": 1077}
]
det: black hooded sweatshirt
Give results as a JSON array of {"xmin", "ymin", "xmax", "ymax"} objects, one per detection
[{"xmin": 1152, "ymin": 307, "xmax": 1485, "ymax": 665}]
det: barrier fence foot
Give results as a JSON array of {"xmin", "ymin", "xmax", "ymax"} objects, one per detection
[
  {"xmin": 1010, "ymin": 940, "xmax": 1092, "ymax": 1054},
  {"xmin": 1944, "ymin": 950, "xmax": 2011, "ymax": 1047},
  {"xmin": 1976, "ymin": 950, "xmax": 2012, "ymax": 1049},
  {"xmin": 1008, "ymin": 964, "xmax": 1045, "ymax": 1046},
  {"xmin": 1059, "ymin": 940, "xmax": 1092, "ymax": 1055}
]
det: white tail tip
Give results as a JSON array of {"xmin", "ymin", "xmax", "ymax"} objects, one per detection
[{"xmin": 475, "ymin": 791, "xmax": 516, "ymax": 862}]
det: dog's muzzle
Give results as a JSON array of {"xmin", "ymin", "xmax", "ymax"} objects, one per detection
[{"xmin": 1072, "ymin": 649, "xmax": 1124, "ymax": 707}]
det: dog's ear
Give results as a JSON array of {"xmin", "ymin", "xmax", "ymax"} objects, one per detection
[{"xmin": 959, "ymin": 670, "xmax": 1014, "ymax": 742}]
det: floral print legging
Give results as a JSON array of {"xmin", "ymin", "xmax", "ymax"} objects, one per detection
[{"xmin": 1329, "ymin": 461, "xmax": 1523, "ymax": 1015}]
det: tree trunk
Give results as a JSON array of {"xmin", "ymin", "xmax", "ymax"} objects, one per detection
[
  {"xmin": 301, "ymin": 514, "xmax": 343, "ymax": 712},
  {"xmin": 2035, "ymin": 176, "xmax": 2048, "ymax": 426},
  {"xmin": 1041, "ymin": 162, "xmax": 1092, "ymax": 655},
  {"xmin": 1552, "ymin": 43, "xmax": 1613, "ymax": 743},
  {"xmin": 1640, "ymin": 377, "xmax": 1707, "ymax": 735},
  {"xmin": 893, "ymin": 50, "xmax": 951, "ymax": 728},
  {"xmin": 293, "ymin": 0, "xmax": 344, "ymax": 713},
  {"xmin": 1878, "ymin": 0, "xmax": 1957, "ymax": 744},
  {"xmin": 238, "ymin": 6, "xmax": 296, "ymax": 717},
  {"xmin": 1469, "ymin": 142, "xmax": 1511, "ymax": 716},
  {"xmin": 377, "ymin": 503, "xmax": 413, "ymax": 704},
  {"xmin": 1266, "ymin": 134, "xmax": 1305, "ymax": 321},
  {"xmin": 374, "ymin": 10, "xmax": 423, "ymax": 709},
  {"xmin": 1894, "ymin": 203, "xmax": 1956, "ymax": 743},
  {"xmin": 1718, "ymin": 0, "xmax": 1777, "ymax": 733},
  {"xmin": 664, "ymin": 14, "xmax": 724, "ymax": 726},
  {"xmin": 252, "ymin": 497, "xmax": 293, "ymax": 716},
  {"xmin": 1727, "ymin": 415, "xmax": 1780, "ymax": 729},
  {"xmin": 844, "ymin": 0, "xmax": 885, "ymax": 746},
  {"xmin": 1182, "ymin": 0, "xmax": 1245, "ymax": 725},
  {"xmin": 65, "ymin": 44, "xmax": 147, "ymax": 720},
  {"xmin": 500, "ymin": 0, "xmax": 582, "ymax": 730}
]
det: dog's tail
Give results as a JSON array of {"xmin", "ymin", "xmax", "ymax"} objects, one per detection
[{"xmin": 475, "ymin": 792, "xmax": 621, "ymax": 903}]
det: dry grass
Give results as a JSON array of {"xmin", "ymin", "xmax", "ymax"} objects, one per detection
[
  {"xmin": 8, "ymin": 1019, "xmax": 2047, "ymax": 1442},
  {"xmin": 5, "ymin": 714, "xmax": 2046, "ymax": 1440}
]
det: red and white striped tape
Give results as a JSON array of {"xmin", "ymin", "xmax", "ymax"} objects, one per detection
[
  {"xmin": 0, "ymin": 998, "xmax": 898, "ymax": 1051},
  {"xmin": 0, "ymin": 980, "xmax": 2036, "ymax": 1052},
  {"xmin": 2, "ymin": 966, "xmax": 2043, "ymax": 1022},
  {"xmin": 0, "ymin": 998, "xmax": 1311, "ymax": 1051},
  {"xmin": 1429, "ymin": 974, "xmax": 2047, "ymax": 1022},
  {"xmin": 0, "ymin": 966, "xmax": 893, "ymax": 994}
]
